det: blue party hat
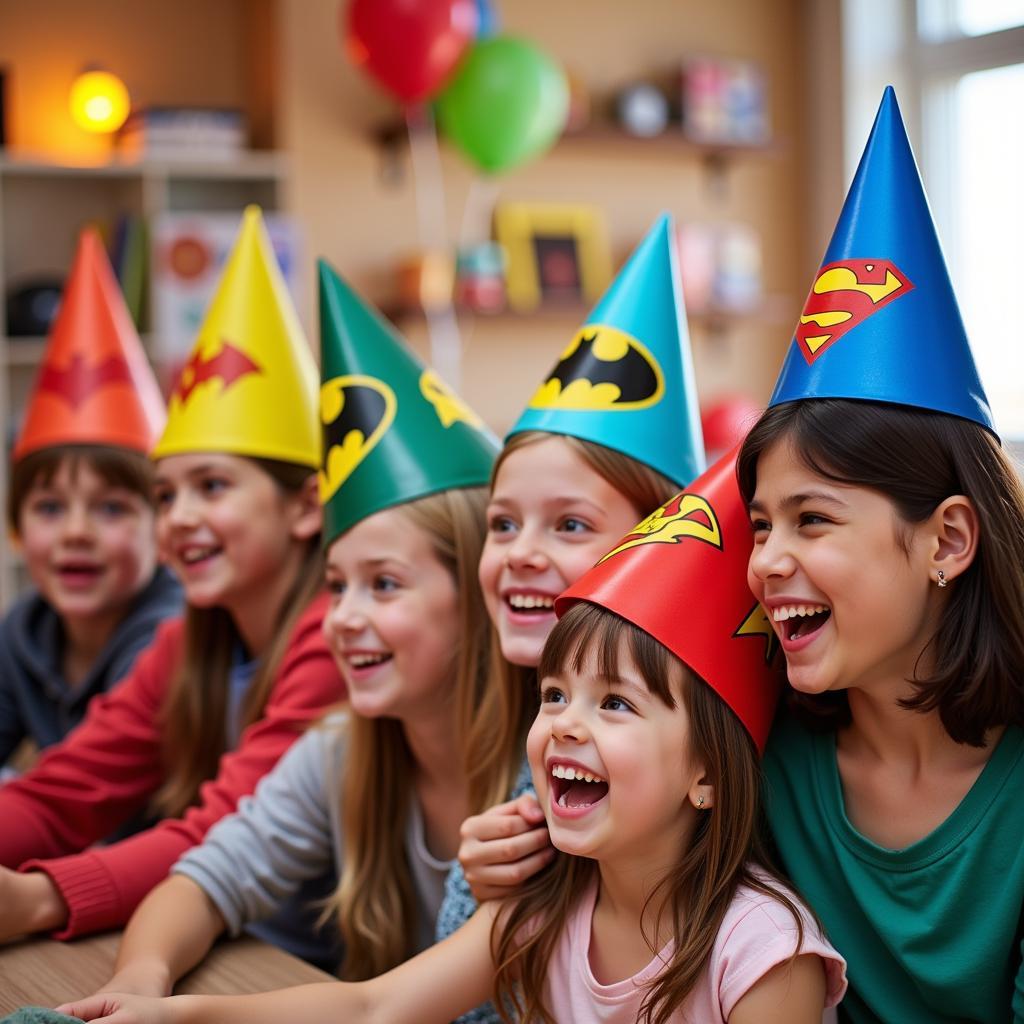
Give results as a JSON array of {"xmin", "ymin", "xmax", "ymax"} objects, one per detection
[
  {"xmin": 770, "ymin": 86, "xmax": 993, "ymax": 433},
  {"xmin": 507, "ymin": 213, "xmax": 705, "ymax": 486}
]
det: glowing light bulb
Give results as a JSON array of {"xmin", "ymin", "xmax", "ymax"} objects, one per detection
[{"xmin": 69, "ymin": 71, "xmax": 130, "ymax": 133}]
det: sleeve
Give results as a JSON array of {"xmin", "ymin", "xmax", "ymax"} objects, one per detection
[
  {"xmin": 173, "ymin": 724, "xmax": 340, "ymax": 937},
  {"xmin": 0, "ymin": 619, "xmax": 183, "ymax": 867},
  {"xmin": 1013, "ymin": 937, "xmax": 1024, "ymax": 1022},
  {"xmin": 19, "ymin": 593, "xmax": 345, "ymax": 939},
  {"xmin": 714, "ymin": 889, "xmax": 848, "ymax": 1019},
  {"xmin": 0, "ymin": 640, "xmax": 27, "ymax": 768}
]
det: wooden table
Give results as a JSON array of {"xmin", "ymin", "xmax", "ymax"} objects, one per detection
[{"xmin": 0, "ymin": 932, "xmax": 333, "ymax": 1013}]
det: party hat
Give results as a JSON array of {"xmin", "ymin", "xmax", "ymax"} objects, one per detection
[
  {"xmin": 770, "ymin": 86, "xmax": 993, "ymax": 432},
  {"xmin": 318, "ymin": 259, "xmax": 499, "ymax": 544},
  {"xmin": 14, "ymin": 229, "xmax": 165, "ymax": 460},
  {"xmin": 508, "ymin": 213, "xmax": 705, "ymax": 486},
  {"xmin": 556, "ymin": 449, "xmax": 782, "ymax": 751},
  {"xmin": 151, "ymin": 206, "xmax": 319, "ymax": 466}
]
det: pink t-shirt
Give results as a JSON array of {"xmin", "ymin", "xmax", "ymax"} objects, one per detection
[{"xmin": 544, "ymin": 876, "xmax": 847, "ymax": 1022}]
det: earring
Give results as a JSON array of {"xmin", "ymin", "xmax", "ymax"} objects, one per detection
[
  {"xmin": 696, "ymin": 795, "xmax": 705, "ymax": 808},
  {"xmin": 937, "ymin": 569, "xmax": 948, "ymax": 588}
]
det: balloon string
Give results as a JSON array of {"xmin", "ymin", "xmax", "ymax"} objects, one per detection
[
  {"xmin": 406, "ymin": 104, "xmax": 463, "ymax": 389},
  {"xmin": 458, "ymin": 175, "xmax": 500, "ymax": 250}
]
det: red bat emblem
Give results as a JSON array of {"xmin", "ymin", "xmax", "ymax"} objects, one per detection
[
  {"xmin": 795, "ymin": 259, "xmax": 913, "ymax": 364},
  {"xmin": 39, "ymin": 352, "xmax": 134, "ymax": 409},
  {"xmin": 174, "ymin": 339, "xmax": 261, "ymax": 405}
]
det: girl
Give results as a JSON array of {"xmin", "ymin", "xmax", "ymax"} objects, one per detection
[
  {"xmin": 60, "ymin": 453, "xmax": 846, "ymax": 1024},
  {"xmin": 0, "ymin": 208, "xmax": 344, "ymax": 944},
  {"xmin": 438, "ymin": 215, "xmax": 706, "ymax": 973},
  {"xmin": 740, "ymin": 88, "xmax": 1024, "ymax": 1022},
  {"xmin": 65, "ymin": 260, "xmax": 499, "ymax": 995},
  {"xmin": 0, "ymin": 230, "xmax": 180, "ymax": 773}
]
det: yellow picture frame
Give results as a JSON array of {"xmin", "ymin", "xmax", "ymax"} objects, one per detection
[{"xmin": 494, "ymin": 203, "xmax": 613, "ymax": 312}]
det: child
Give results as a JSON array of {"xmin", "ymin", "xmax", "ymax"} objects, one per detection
[
  {"xmin": 738, "ymin": 88, "xmax": 1024, "ymax": 1023},
  {"xmin": 440, "ymin": 217, "xmax": 706, "ymax": 977},
  {"xmin": 0, "ymin": 230, "xmax": 180, "ymax": 772},
  {"xmin": 67, "ymin": 259, "xmax": 500, "ymax": 992},
  {"xmin": 60, "ymin": 453, "xmax": 847, "ymax": 1024},
  {"xmin": 0, "ymin": 207, "xmax": 344, "ymax": 945}
]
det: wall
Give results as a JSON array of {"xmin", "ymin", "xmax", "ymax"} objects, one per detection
[{"xmin": 278, "ymin": 0, "xmax": 826, "ymax": 432}]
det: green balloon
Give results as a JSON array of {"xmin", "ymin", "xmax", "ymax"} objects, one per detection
[{"xmin": 436, "ymin": 36, "xmax": 569, "ymax": 174}]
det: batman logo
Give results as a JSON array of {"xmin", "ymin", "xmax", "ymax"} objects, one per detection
[
  {"xmin": 529, "ymin": 324, "xmax": 665, "ymax": 412},
  {"xmin": 39, "ymin": 352, "xmax": 134, "ymax": 409},
  {"xmin": 795, "ymin": 259, "xmax": 914, "ymax": 364},
  {"xmin": 598, "ymin": 492, "xmax": 721, "ymax": 562},
  {"xmin": 174, "ymin": 338, "xmax": 262, "ymax": 405},
  {"xmin": 419, "ymin": 369, "xmax": 485, "ymax": 430},
  {"xmin": 319, "ymin": 375, "xmax": 397, "ymax": 503},
  {"xmin": 733, "ymin": 602, "xmax": 780, "ymax": 665}
]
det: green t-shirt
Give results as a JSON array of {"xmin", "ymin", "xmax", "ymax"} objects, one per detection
[{"xmin": 764, "ymin": 708, "xmax": 1024, "ymax": 1023}]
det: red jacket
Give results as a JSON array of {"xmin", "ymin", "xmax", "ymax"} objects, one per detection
[{"xmin": 0, "ymin": 591, "xmax": 345, "ymax": 939}]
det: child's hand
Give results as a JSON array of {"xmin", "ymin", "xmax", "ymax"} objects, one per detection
[
  {"xmin": 0, "ymin": 866, "xmax": 67, "ymax": 940},
  {"xmin": 82, "ymin": 960, "xmax": 173, "ymax": 1000},
  {"xmin": 56, "ymin": 992, "xmax": 180, "ymax": 1024},
  {"xmin": 459, "ymin": 793, "xmax": 553, "ymax": 902}
]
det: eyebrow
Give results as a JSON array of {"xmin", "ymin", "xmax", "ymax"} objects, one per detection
[
  {"xmin": 748, "ymin": 490, "xmax": 849, "ymax": 514},
  {"xmin": 488, "ymin": 495, "xmax": 605, "ymax": 514}
]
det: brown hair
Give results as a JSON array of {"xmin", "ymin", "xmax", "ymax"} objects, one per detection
[
  {"xmin": 492, "ymin": 603, "xmax": 804, "ymax": 1024},
  {"xmin": 737, "ymin": 398, "xmax": 1024, "ymax": 745},
  {"xmin": 463, "ymin": 430, "xmax": 681, "ymax": 813},
  {"xmin": 8, "ymin": 445, "xmax": 156, "ymax": 534},
  {"xmin": 329, "ymin": 486, "xmax": 492, "ymax": 980},
  {"xmin": 153, "ymin": 457, "xmax": 323, "ymax": 818}
]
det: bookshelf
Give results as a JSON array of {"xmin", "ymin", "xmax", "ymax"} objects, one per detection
[{"xmin": 0, "ymin": 151, "xmax": 288, "ymax": 607}]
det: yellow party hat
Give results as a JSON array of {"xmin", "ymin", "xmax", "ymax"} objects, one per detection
[{"xmin": 152, "ymin": 206, "xmax": 319, "ymax": 467}]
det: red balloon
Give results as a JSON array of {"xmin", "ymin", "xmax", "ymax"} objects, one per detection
[
  {"xmin": 345, "ymin": 0, "xmax": 478, "ymax": 104},
  {"xmin": 701, "ymin": 394, "xmax": 763, "ymax": 458}
]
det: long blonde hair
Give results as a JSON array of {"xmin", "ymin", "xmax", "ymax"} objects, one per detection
[
  {"xmin": 154, "ymin": 458, "xmax": 323, "ymax": 818},
  {"xmin": 329, "ymin": 486, "xmax": 491, "ymax": 980},
  {"xmin": 463, "ymin": 431, "xmax": 681, "ymax": 813},
  {"xmin": 493, "ymin": 604, "xmax": 805, "ymax": 1024}
]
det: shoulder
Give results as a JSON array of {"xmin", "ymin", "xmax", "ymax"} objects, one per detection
[{"xmin": 0, "ymin": 588, "xmax": 46, "ymax": 640}]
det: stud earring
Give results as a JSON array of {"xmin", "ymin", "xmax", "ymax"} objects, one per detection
[
  {"xmin": 937, "ymin": 569, "xmax": 948, "ymax": 588},
  {"xmin": 696, "ymin": 795, "xmax": 705, "ymax": 808}
]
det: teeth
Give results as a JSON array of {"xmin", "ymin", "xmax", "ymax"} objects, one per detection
[
  {"xmin": 508, "ymin": 594, "xmax": 555, "ymax": 610},
  {"xmin": 349, "ymin": 653, "xmax": 389, "ymax": 667},
  {"xmin": 551, "ymin": 764, "xmax": 605, "ymax": 783},
  {"xmin": 772, "ymin": 604, "xmax": 828, "ymax": 622},
  {"xmin": 181, "ymin": 547, "xmax": 217, "ymax": 564}
]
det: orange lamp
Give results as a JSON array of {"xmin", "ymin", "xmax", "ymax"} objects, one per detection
[{"xmin": 69, "ymin": 70, "xmax": 130, "ymax": 133}]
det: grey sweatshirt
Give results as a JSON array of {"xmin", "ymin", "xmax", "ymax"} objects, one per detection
[{"xmin": 173, "ymin": 714, "xmax": 452, "ymax": 972}]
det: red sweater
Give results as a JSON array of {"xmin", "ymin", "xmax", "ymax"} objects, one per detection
[{"xmin": 0, "ymin": 591, "xmax": 344, "ymax": 939}]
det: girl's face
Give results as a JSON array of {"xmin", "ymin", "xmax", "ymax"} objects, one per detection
[
  {"xmin": 747, "ymin": 438, "xmax": 940, "ymax": 697},
  {"xmin": 322, "ymin": 506, "xmax": 460, "ymax": 721},
  {"xmin": 478, "ymin": 437, "xmax": 643, "ymax": 667},
  {"xmin": 18, "ymin": 458, "xmax": 156, "ymax": 630},
  {"xmin": 527, "ymin": 640, "xmax": 701, "ymax": 867},
  {"xmin": 154, "ymin": 453, "xmax": 310, "ymax": 614}
]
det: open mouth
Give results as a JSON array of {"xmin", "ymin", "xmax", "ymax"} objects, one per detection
[
  {"xmin": 55, "ymin": 563, "xmax": 102, "ymax": 584},
  {"xmin": 347, "ymin": 652, "xmax": 393, "ymax": 670},
  {"xmin": 773, "ymin": 603, "xmax": 831, "ymax": 642},
  {"xmin": 550, "ymin": 763, "xmax": 609, "ymax": 809},
  {"xmin": 505, "ymin": 593, "xmax": 555, "ymax": 616},
  {"xmin": 179, "ymin": 545, "xmax": 222, "ymax": 566}
]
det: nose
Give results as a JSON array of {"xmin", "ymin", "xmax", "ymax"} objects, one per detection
[
  {"xmin": 748, "ymin": 526, "xmax": 796, "ymax": 584},
  {"xmin": 325, "ymin": 588, "xmax": 369, "ymax": 637},
  {"xmin": 162, "ymin": 489, "xmax": 200, "ymax": 530},
  {"xmin": 551, "ymin": 699, "xmax": 588, "ymax": 744},
  {"xmin": 60, "ymin": 501, "xmax": 93, "ymax": 543},
  {"xmin": 505, "ymin": 524, "xmax": 550, "ymax": 572}
]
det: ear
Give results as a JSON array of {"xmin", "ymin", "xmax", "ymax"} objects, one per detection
[
  {"xmin": 688, "ymin": 774, "xmax": 714, "ymax": 812},
  {"xmin": 287, "ymin": 473, "xmax": 324, "ymax": 542},
  {"xmin": 928, "ymin": 494, "xmax": 978, "ymax": 586}
]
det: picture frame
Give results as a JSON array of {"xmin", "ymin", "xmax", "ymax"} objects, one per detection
[{"xmin": 494, "ymin": 202, "xmax": 612, "ymax": 312}]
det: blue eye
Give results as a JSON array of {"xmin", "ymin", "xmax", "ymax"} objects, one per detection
[
  {"xmin": 97, "ymin": 500, "xmax": 131, "ymax": 518},
  {"xmin": 373, "ymin": 575, "xmax": 400, "ymax": 594},
  {"xmin": 540, "ymin": 685, "xmax": 567, "ymax": 705},
  {"xmin": 32, "ymin": 498, "xmax": 63, "ymax": 517}
]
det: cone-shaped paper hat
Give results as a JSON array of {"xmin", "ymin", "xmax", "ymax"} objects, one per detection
[
  {"xmin": 318, "ymin": 259, "xmax": 499, "ymax": 545},
  {"xmin": 770, "ymin": 87, "xmax": 993, "ymax": 433},
  {"xmin": 14, "ymin": 230, "xmax": 165, "ymax": 461},
  {"xmin": 556, "ymin": 449, "xmax": 782, "ymax": 752},
  {"xmin": 508, "ymin": 214, "xmax": 705, "ymax": 486},
  {"xmin": 152, "ymin": 206, "xmax": 319, "ymax": 466}
]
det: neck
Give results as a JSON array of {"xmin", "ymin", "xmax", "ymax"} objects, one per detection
[
  {"xmin": 402, "ymin": 700, "xmax": 463, "ymax": 787},
  {"xmin": 62, "ymin": 611, "xmax": 122, "ymax": 683},
  {"xmin": 227, "ymin": 544, "xmax": 307, "ymax": 656}
]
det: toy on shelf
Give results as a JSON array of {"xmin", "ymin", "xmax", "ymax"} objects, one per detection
[
  {"xmin": 681, "ymin": 57, "xmax": 768, "ymax": 146},
  {"xmin": 676, "ymin": 221, "xmax": 762, "ymax": 316}
]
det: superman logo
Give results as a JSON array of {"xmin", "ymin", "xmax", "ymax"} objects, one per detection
[
  {"xmin": 419, "ymin": 369, "xmax": 485, "ymax": 430},
  {"xmin": 733, "ymin": 602, "xmax": 780, "ymax": 665},
  {"xmin": 319, "ymin": 375, "xmax": 396, "ymax": 502},
  {"xmin": 39, "ymin": 352, "xmax": 134, "ymax": 409},
  {"xmin": 529, "ymin": 324, "xmax": 664, "ymax": 412},
  {"xmin": 598, "ymin": 492, "xmax": 721, "ymax": 563},
  {"xmin": 795, "ymin": 259, "xmax": 913, "ymax": 364},
  {"xmin": 174, "ymin": 339, "xmax": 262, "ymax": 405}
]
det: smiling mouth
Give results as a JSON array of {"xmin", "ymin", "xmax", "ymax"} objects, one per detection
[
  {"xmin": 348, "ymin": 652, "xmax": 393, "ymax": 669},
  {"xmin": 180, "ymin": 545, "xmax": 221, "ymax": 565},
  {"xmin": 551, "ymin": 764, "xmax": 609, "ymax": 809},
  {"xmin": 505, "ymin": 594, "xmax": 555, "ymax": 615},
  {"xmin": 773, "ymin": 603, "xmax": 832, "ymax": 642}
]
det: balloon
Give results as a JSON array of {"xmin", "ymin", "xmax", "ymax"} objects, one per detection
[
  {"xmin": 435, "ymin": 36, "xmax": 569, "ymax": 174},
  {"xmin": 344, "ymin": 0, "xmax": 478, "ymax": 105},
  {"xmin": 700, "ymin": 394, "xmax": 763, "ymax": 460},
  {"xmin": 474, "ymin": 0, "xmax": 499, "ymax": 38}
]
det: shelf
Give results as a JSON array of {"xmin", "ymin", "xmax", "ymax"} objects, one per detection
[
  {"xmin": 0, "ymin": 150, "xmax": 287, "ymax": 181},
  {"xmin": 2, "ymin": 334, "xmax": 155, "ymax": 366}
]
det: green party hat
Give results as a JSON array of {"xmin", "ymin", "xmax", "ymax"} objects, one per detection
[{"xmin": 318, "ymin": 259, "xmax": 499, "ymax": 544}]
